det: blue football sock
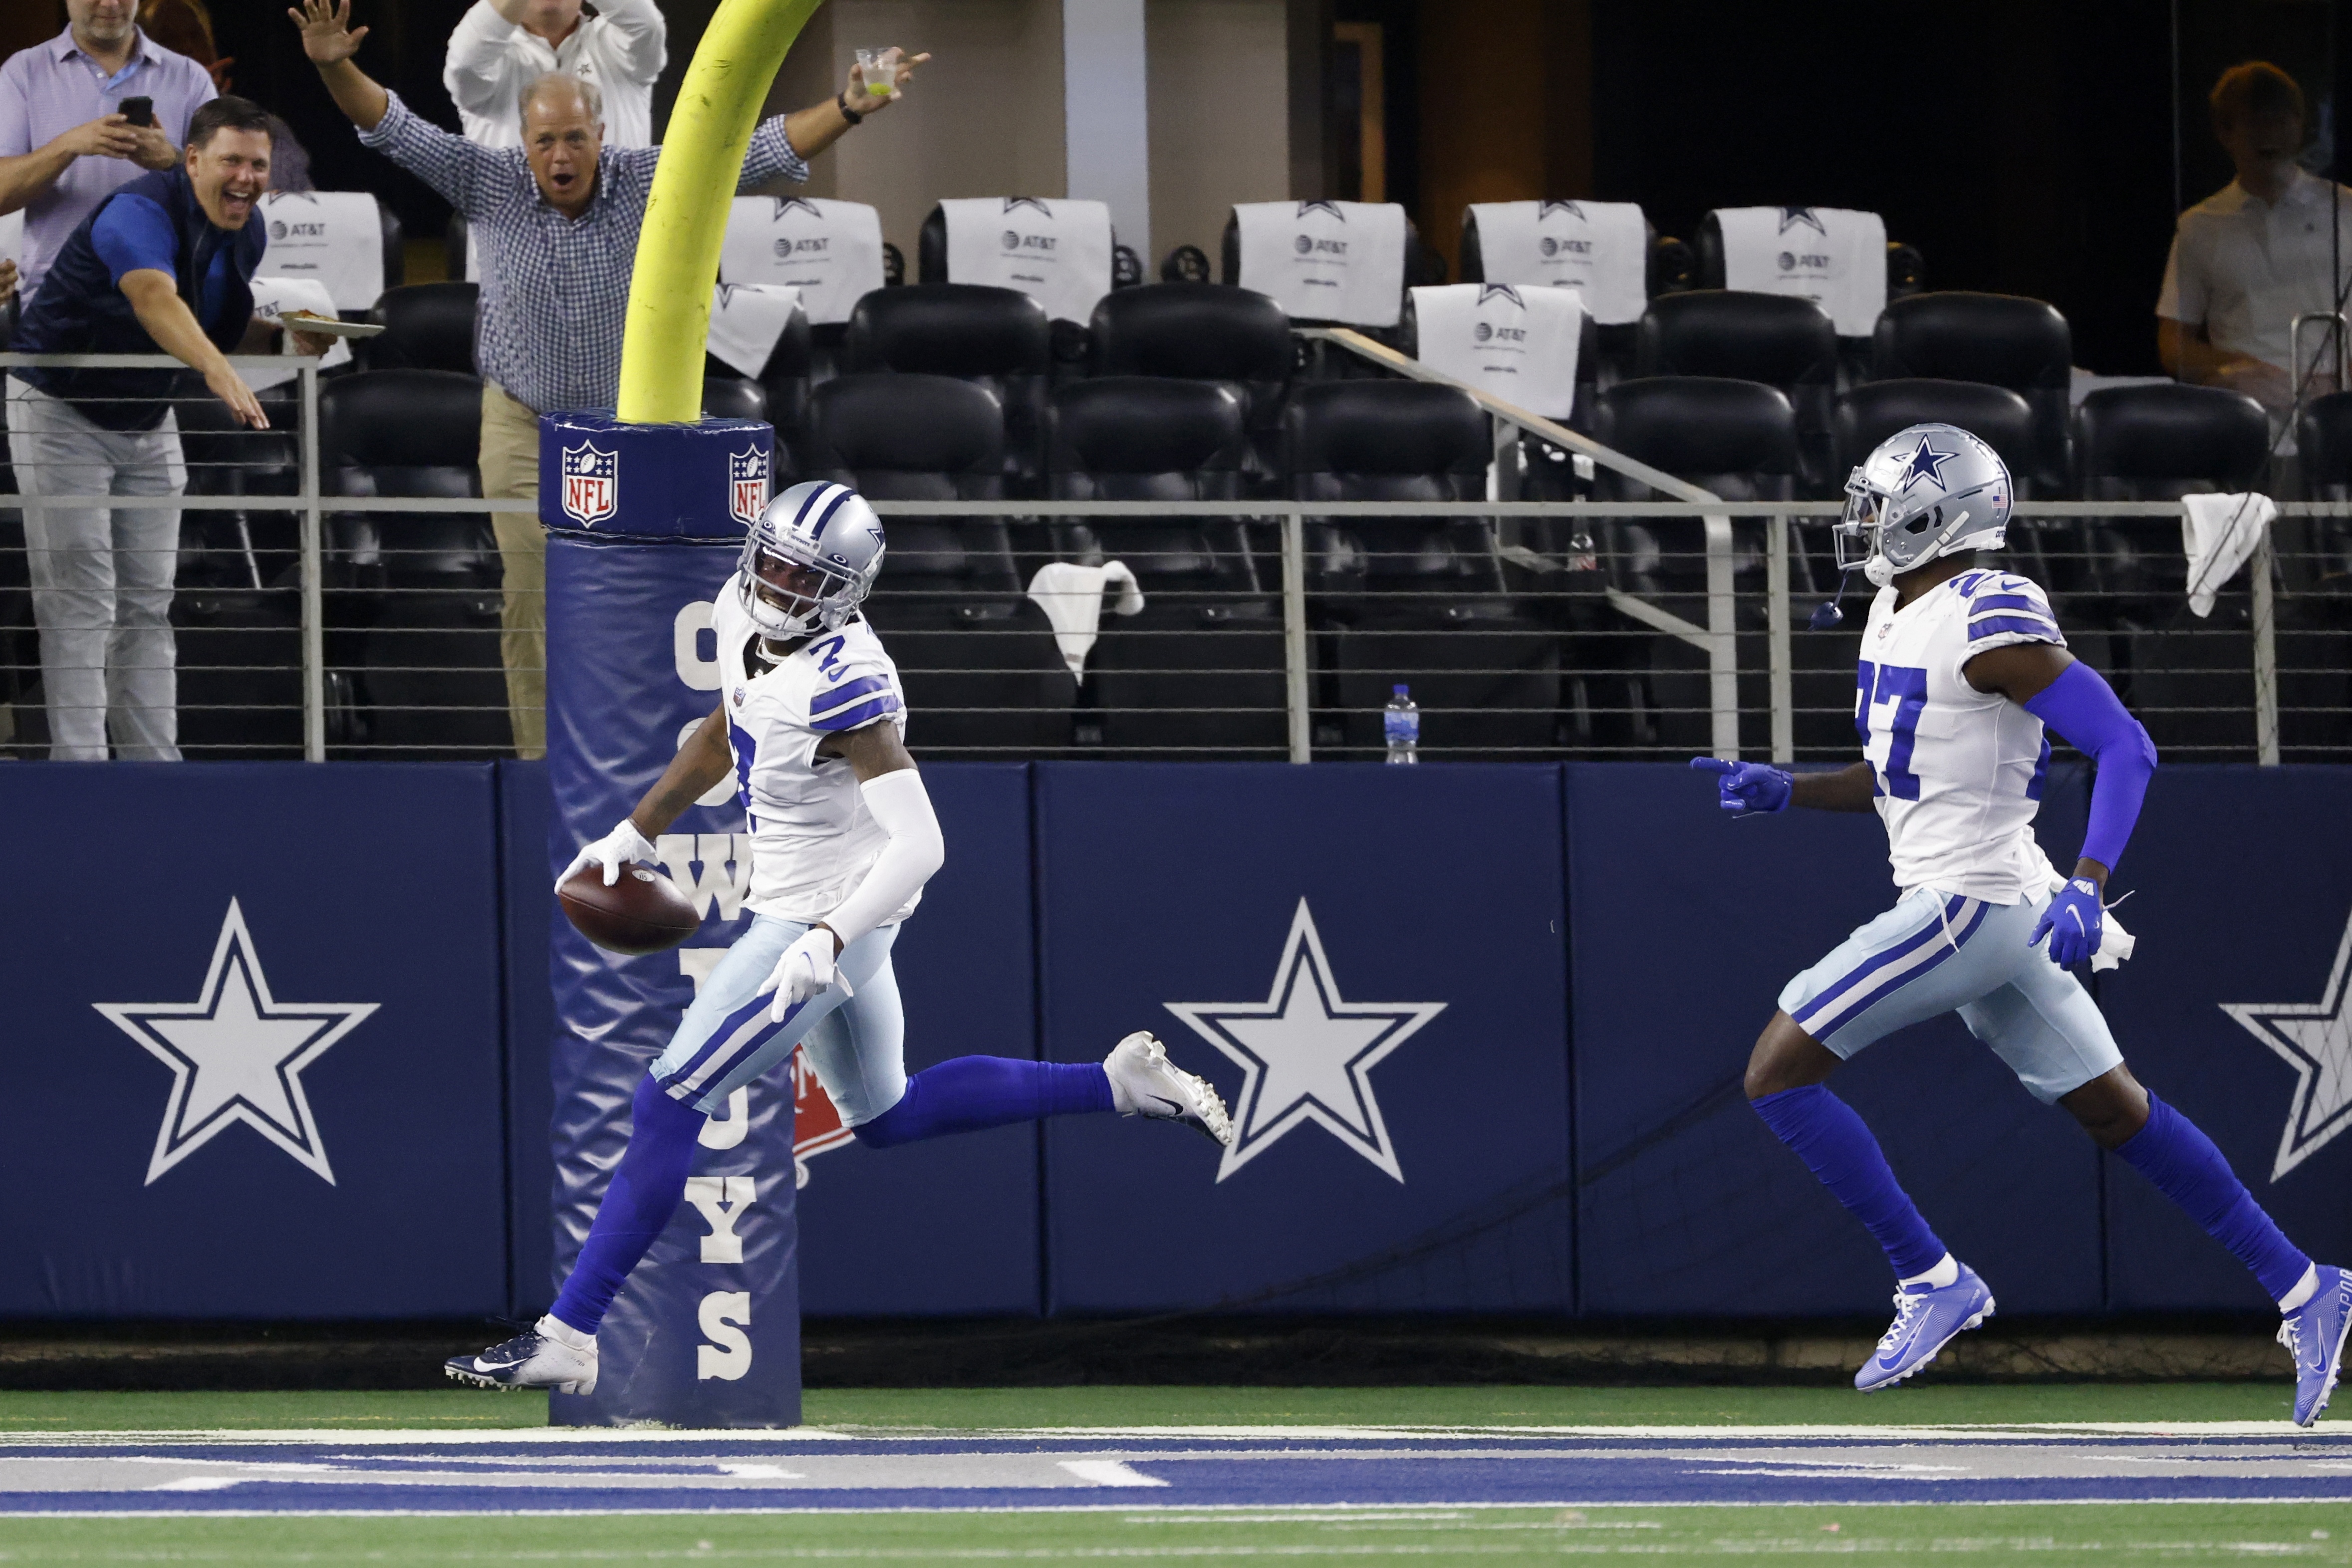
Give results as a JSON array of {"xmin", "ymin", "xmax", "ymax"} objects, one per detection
[
  {"xmin": 2115, "ymin": 1091, "xmax": 2310, "ymax": 1303},
  {"xmin": 1753, "ymin": 1083, "xmax": 1949, "ymax": 1280},
  {"xmin": 549, "ymin": 1074, "xmax": 704, "ymax": 1338},
  {"xmin": 854, "ymin": 1056, "xmax": 1114, "ymax": 1148}
]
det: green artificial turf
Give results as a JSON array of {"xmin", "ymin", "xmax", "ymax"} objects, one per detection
[
  {"xmin": 0, "ymin": 1381, "xmax": 2301, "ymax": 1432},
  {"xmin": 0, "ymin": 1504, "xmax": 2343, "ymax": 1565}
]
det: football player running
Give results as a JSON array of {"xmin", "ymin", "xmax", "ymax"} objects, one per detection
[
  {"xmin": 449, "ymin": 482, "xmax": 1231, "ymax": 1393},
  {"xmin": 1695, "ymin": 424, "xmax": 2348, "ymax": 1423}
]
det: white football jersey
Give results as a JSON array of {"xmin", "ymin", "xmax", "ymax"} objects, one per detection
[
  {"xmin": 1856, "ymin": 568, "xmax": 2067, "ymax": 903},
  {"xmin": 709, "ymin": 575, "xmax": 919, "ymax": 926}
]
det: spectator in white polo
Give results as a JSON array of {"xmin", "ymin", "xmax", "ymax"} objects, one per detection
[
  {"xmin": 444, "ymin": 0, "xmax": 666, "ymax": 152},
  {"xmin": 2158, "ymin": 61, "xmax": 2352, "ymax": 415},
  {"xmin": 0, "ymin": 0, "xmax": 216, "ymax": 305}
]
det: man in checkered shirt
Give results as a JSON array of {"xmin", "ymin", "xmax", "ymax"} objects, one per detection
[{"xmin": 290, "ymin": 0, "xmax": 925, "ymax": 760}]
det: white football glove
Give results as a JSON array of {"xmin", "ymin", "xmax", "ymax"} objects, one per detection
[
  {"xmin": 759, "ymin": 926, "xmax": 852, "ymax": 1021},
  {"xmin": 556, "ymin": 818, "xmax": 658, "ymax": 892}
]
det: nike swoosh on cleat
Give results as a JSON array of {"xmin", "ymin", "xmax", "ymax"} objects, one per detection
[{"xmin": 1149, "ymin": 1094, "xmax": 1189, "ymax": 1118}]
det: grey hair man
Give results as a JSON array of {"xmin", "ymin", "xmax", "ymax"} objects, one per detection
[{"xmin": 291, "ymin": 0, "xmax": 926, "ymax": 760}]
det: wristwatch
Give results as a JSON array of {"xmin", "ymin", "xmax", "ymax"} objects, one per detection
[{"xmin": 836, "ymin": 90, "xmax": 865, "ymax": 125}]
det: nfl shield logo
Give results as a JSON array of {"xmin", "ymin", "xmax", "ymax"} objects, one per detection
[
  {"xmin": 729, "ymin": 445, "xmax": 771, "ymax": 528},
  {"xmin": 559, "ymin": 441, "xmax": 618, "ymax": 526}
]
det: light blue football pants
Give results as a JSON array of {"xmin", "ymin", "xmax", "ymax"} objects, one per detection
[
  {"xmin": 649, "ymin": 915, "xmax": 906, "ymax": 1121},
  {"xmin": 1777, "ymin": 884, "xmax": 2124, "ymax": 1103}
]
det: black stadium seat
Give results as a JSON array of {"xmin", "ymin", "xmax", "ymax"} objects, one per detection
[
  {"xmin": 842, "ymin": 284, "xmax": 1052, "ymax": 493},
  {"xmin": 806, "ymin": 374, "xmax": 1074, "ymax": 758},
  {"xmin": 1591, "ymin": 377, "xmax": 1803, "ymax": 756},
  {"xmin": 1086, "ymin": 283, "xmax": 1293, "ymax": 490},
  {"xmin": 2074, "ymin": 383, "xmax": 2271, "ymax": 756},
  {"xmin": 1045, "ymin": 378, "xmax": 1281, "ymax": 757},
  {"xmin": 367, "ymin": 282, "xmax": 479, "ymax": 374},
  {"xmin": 171, "ymin": 392, "xmax": 305, "ymax": 756},
  {"xmin": 701, "ymin": 376, "xmax": 767, "ymax": 423},
  {"xmin": 1870, "ymin": 292, "xmax": 2072, "ymax": 494},
  {"xmin": 1287, "ymin": 380, "xmax": 1559, "ymax": 757},
  {"xmin": 1637, "ymin": 291, "xmax": 1839, "ymax": 494},
  {"xmin": 319, "ymin": 369, "xmax": 507, "ymax": 760}
]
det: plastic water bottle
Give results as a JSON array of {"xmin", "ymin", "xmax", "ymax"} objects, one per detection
[{"xmin": 1384, "ymin": 684, "xmax": 1419, "ymax": 764}]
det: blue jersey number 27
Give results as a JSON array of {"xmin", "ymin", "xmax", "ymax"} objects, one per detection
[{"xmin": 1854, "ymin": 660, "xmax": 1928, "ymax": 800}]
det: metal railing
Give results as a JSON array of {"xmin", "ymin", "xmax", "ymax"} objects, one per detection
[{"xmin": 3, "ymin": 351, "xmax": 2345, "ymax": 766}]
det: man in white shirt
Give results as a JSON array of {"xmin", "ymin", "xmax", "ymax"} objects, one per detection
[
  {"xmin": 2157, "ymin": 62, "xmax": 2352, "ymax": 414},
  {"xmin": 443, "ymin": 0, "xmax": 665, "ymax": 151}
]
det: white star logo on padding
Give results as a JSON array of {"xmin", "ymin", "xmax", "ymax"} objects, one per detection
[
  {"xmin": 1166, "ymin": 900, "xmax": 1445, "ymax": 1184},
  {"xmin": 95, "ymin": 900, "xmax": 377, "ymax": 1186},
  {"xmin": 2222, "ymin": 905, "xmax": 2352, "ymax": 1181}
]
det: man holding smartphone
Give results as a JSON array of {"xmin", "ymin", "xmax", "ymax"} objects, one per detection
[{"xmin": 0, "ymin": 0, "xmax": 217, "ymax": 306}]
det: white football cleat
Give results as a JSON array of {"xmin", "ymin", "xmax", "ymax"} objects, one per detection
[
  {"xmin": 1105, "ymin": 1030, "xmax": 1233, "ymax": 1146},
  {"xmin": 445, "ymin": 1314, "xmax": 598, "ymax": 1394}
]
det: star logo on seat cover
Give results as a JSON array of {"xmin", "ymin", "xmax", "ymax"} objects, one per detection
[
  {"xmin": 1296, "ymin": 200, "xmax": 1345, "ymax": 221},
  {"xmin": 1899, "ymin": 436, "xmax": 1955, "ymax": 491},
  {"xmin": 1003, "ymin": 196, "xmax": 1053, "ymax": 215},
  {"xmin": 95, "ymin": 900, "xmax": 377, "ymax": 1186},
  {"xmin": 1477, "ymin": 284, "xmax": 1524, "ymax": 308},
  {"xmin": 2222, "ymin": 905, "xmax": 2352, "ymax": 1180},
  {"xmin": 1165, "ymin": 900, "xmax": 1445, "ymax": 1183},
  {"xmin": 772, "ymin": 197, "xmax": 822, "ymax": 220},
  {"xmin": 1778, "ymin": 206, "xmax": 1828, "ymax": 236},
  {"xmin": 1540, "ymin": 200, "xmax": 1585, "ymax": 221}
]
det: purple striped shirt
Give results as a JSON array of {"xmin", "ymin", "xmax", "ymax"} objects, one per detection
[{"xmin": 0, "ymin": 26, "xmax": 217, "ymax": 301}]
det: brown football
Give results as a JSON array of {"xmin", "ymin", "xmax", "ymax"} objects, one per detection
[{"xmin": 559, "ymin": 863, "xmax": 700, "ymax": 955}]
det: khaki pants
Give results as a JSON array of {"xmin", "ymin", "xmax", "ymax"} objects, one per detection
[{"xmin": 479, "ymin": 381, "xmax": 545, "ymax": 760}]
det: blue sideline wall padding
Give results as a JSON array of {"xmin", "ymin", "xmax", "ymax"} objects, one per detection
[
  {"xmin": 1034, "ymin": 763, "xmax": 1573, "ymax": 1315},
  {"xmin": 1567, "ymin": 762, "xmax": 2103, "ymax": 1317},
  {"xmin": 2097, "ymin": 766, "xmax": 2352, "ymax": 1310},
  {"xmin": 798, "ymin": 763, "xmax": 1043, "ymax": 1317},
  {"xmin": 0, "ymin": 764, "xmax": 507, "ymax": 1317},
  {"xmin": 499, "ymin": 760, "xmax": 557, "ymax": 1320}
]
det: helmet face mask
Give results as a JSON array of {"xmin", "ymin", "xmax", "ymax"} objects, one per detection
[
  {"xmin": 1832, "ymin": 424, "xmax": 2014, "ymax": 590},
  {"xmin": 737, "ymin": 482, "xmax": 885, "ymax": 641}
]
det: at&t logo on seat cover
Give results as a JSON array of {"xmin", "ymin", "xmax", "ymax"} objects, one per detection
[
  {"xmin": 560, "ymin": 440, "xmax": 619, "ymax": 526},
  {"xmin": 729, "ymin": 446, "xmax": 772, "ymax": 529}
]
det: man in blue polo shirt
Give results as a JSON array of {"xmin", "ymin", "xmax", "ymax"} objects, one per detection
[{"xmin": 5, "ymin": 94, "xmax": 318, "ymax": 760}]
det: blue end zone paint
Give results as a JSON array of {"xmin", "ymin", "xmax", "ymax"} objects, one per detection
[{"xmin": 3, "ymin": 1428, "xmax": 2345, "ymax": 1514}]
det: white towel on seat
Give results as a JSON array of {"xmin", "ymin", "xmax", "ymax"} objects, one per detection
[
  {"xmin": 1232, "ymin": 200, "xmax": 1408, "ymax": 327},
  {"xmin": 244, "ymin": 276, "xmax": 352, "ymax": 390},
  {"xmin": 718, "ymin": 196, "xmax": 886, "ymax": 324},
  {"xmin": 1410, "ymin": 283, "xmax": 1583, "ymax": 418},
  {"xmin": 1027, "ymin": 560, "xmax": 1145, "ymax": 679},
  {"xmin": 1712, "ymin": 206, "xmax": 1887, "ymax": 335},
  {"xmin": 939, "ymin": 197, "xmax": 1113, "ymax": 324},
  {"xmin": 1467, "ymin": 200, "xmax": 1647, "ymax": 325},
  {"xmin": 2181, "ymin": 492, "xmax": 2276, "ymax": 617},
  {"xmin": 706, "ymin": 283, "xmax": 803, "ymax": 379},
  {"xmin": 255, "ymin": 191, "xmax": 385, "ymax": 310}
]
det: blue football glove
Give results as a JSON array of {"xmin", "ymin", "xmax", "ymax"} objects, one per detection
[
  {"xmin": 2032, "ymin": 878, "xmax": 2104, "ymax": 967},
  {"xmin": 1690, "ymin": 756, "xmax": 1792, "ymax": 815}
]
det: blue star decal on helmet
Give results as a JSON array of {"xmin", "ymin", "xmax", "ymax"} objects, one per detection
[{"xmin": 1899, "ymin": 436, "xmax": 1955, "ymax": 491}]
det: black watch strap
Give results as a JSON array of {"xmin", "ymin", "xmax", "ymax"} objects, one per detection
[{"xmin": 836, "ymin": 90, "xmax": 865, "ymax": 125}]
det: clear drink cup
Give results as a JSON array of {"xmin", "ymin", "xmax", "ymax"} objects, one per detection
[{"xmin": 855, "ymin": 48, "xmax": 898, "ymax": 97}]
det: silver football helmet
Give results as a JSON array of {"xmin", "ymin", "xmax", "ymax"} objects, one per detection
[
  {"xmin": 1835, "ymin": 423, "xmax": 2013, "ymax": 588},
  {"xmin": 738, "ymin": 481, "xmax": 886, "ymax": 639}
]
